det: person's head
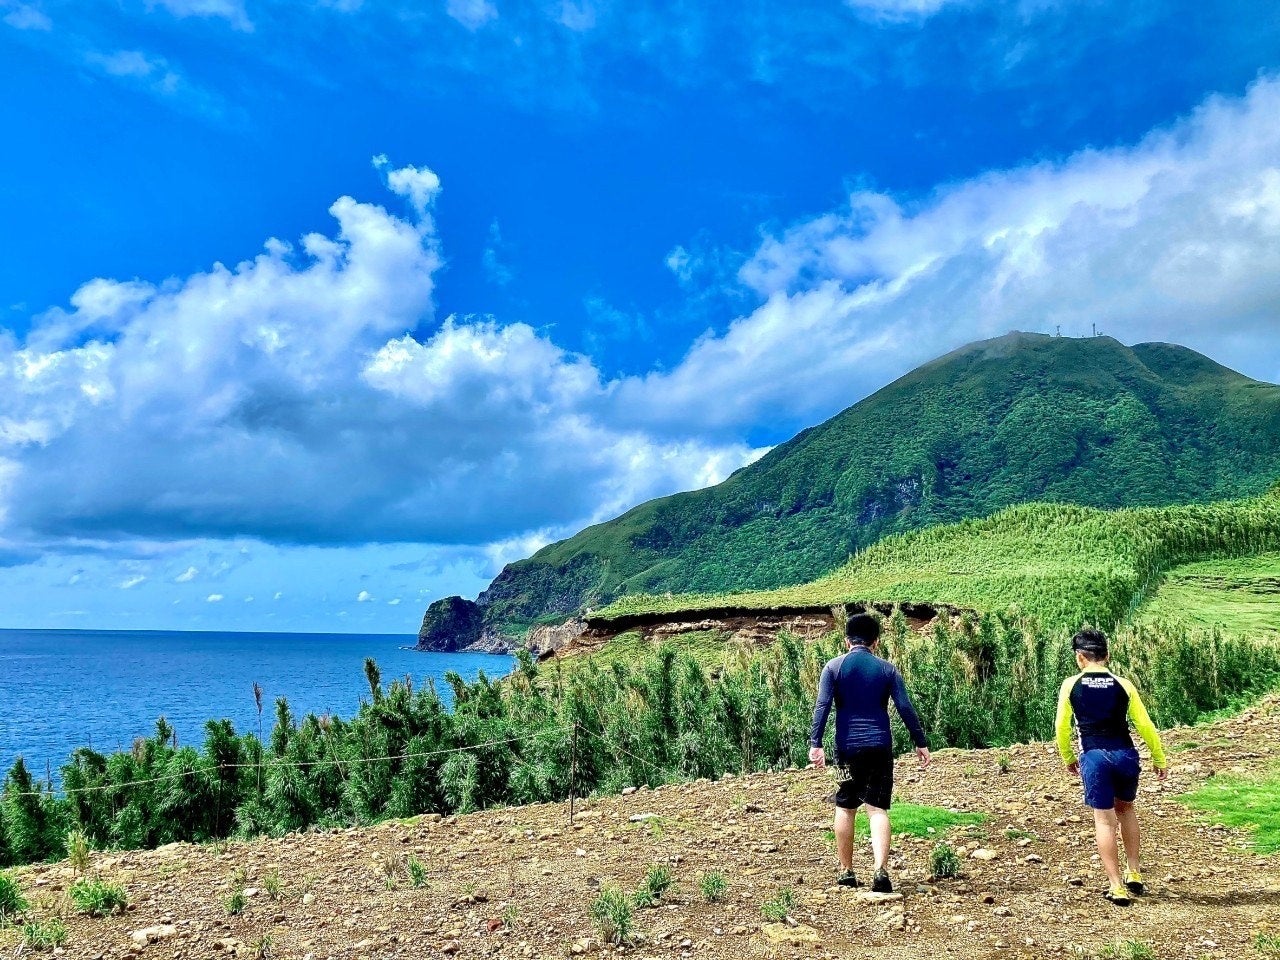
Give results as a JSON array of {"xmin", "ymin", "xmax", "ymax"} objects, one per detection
[
  {"xmin": 1072, "ymin": 627, "xmax": 1109, "ymax": 668},
  {"xmin": 845, "ymin": 612, "xmax": 881, "ymax": 649}
]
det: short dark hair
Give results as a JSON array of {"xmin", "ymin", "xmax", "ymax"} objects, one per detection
[
  {"xmin": 1072, "ymin": 628, "xmax": 1109, "ymax": 662},
  {"xmin": 845, "ymin": 613, "xmax": 881, "ymax": 646}
]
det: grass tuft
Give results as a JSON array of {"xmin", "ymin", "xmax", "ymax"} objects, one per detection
[
  {"xmin": 761, "ymin": 887, "xmax": 796, "ymax": 922},
  {"xmin": 590, "ymin": 886, "xmax": 634, "ymax": 945},
  {"xmin": 69, "ymin": 877, "xmax": 127, "ymax": 917},
  {"xmin": 1177, "ymin": 764, "xmax": 1280, "ymax": 853}
]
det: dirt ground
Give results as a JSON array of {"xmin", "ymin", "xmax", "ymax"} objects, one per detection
[{"xmin": 6, "ymin": 696, "xmax": 1279, "ymax": 960}]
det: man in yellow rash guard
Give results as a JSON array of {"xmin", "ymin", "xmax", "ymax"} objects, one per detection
[{"xmin": 1054, "ymin": 628, "xmax": 1168, "ymax": 907}]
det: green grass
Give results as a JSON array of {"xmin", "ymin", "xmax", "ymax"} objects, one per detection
[
  {"xmin": 555, "ymin": 629, "xmax": 739, "ymax": 674},
  {"xmin": 69, "ymin": 878, "xmax": 127, "ymax": 917},
  {"xmin": 1137, "ymin": 554, "xmax": 1280, "ymax": 639},
  {"xmin": 852, "ymin": 802, "xmax": 987, "ymax": 841},
  {"xmin": 595, "ymin": 488, "xmax": 1280, "ymax": 633},
  {"xmin": 21, "ymin": 918, "xmax": 67, "ymax": 950},
  {"xmin": 1176, "ymin": 764, "xmax": 1280, "ymax": 853},
  {"xmin": 761, "ymin": 887, "xmax": 796, "ymax": 922}
]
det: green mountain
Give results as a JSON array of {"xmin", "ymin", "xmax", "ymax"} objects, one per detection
[{"xmin": 419, "ymin": 332, "xmax": 1280, "ymax": 649}]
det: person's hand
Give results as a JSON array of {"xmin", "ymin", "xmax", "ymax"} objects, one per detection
[
  {"xmin": 808, "ymin": 746, "xmax": 826, "ymax": 768},
  {"xmin": 1066, "ymin": 760, "xmax": 1080, "ymax": 777},
  {"xmin": 916, "ymin": 747, "xmax": 931, "ymax": 769},
  {"xmin": 1155, "ymin": 765, "xmax": 1168, "ymax": 782}
]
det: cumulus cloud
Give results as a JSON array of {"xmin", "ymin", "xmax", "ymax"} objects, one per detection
[
  {"xmin": 206, "ymin": 593, "xmax": 223, "ymax": 602},
  {"xmin": 120, "ymin": 574, "xmax": 146, "ymax": 589},
  {"xmin": 0, "ymin": 161, "xmax": 755, "ymax": 558},
  {"xmin": 615, "ymin": 75, "xmax": 1280, "ymax": 434},
  {"xmin": 844, "ymin": 0, "xmax": 957, "ymax": 18},
  {"xmin": 356, "ymin": 590, "xmax": 374, "ymax": 602},
  {"xmin": 175, "ymin": 566, "xmax": 198, "ymax": 582}
]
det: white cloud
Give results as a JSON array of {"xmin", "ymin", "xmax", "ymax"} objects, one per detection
[
  {"xmin": 356, "ymin": 589, "xmax": 374, "ymax": 601},
  {"xmin": 2, "ymin": 3, "xmax": 51, "ymax": 30},
  {"xmin": 615, "ymin": 75, "xmax": 1280, "ymax": 433},
  {"xmin": 273, "ymin": 591, "xmax": 283, "ymax": 600},
  {"xmin": 84, "ymin": 50, "xmax": 190, "ymax": 101},
  {"xmin": 387, "ymin": 598, "xmax": 402, "ymax": 605},
  {"xmin": 175, "ymin": 565, "xmax": 198, "ymax": 582},
  {"xmin": 206, "ymin": 593, "xmax": 224, "ymax": 602},
  {"xmin": 148, "ymin": 0, "xmax": 252, "ymax": 31},
  {"xmin": 120, "ymin": 574, "xmax": 146, "ymax": 589},
  {"xmin": 558, "ymin": 0, "xmax": 595, "ymax": 31},
  {"xmin": 372, "ymin": 155, "xmax": 442, "ymax": 220},
  {"xmin": 446, "ymin": 0, "xmax": 496, "ymax": 30},
  {"xmin": 0, "ymin": 162, "xmax": 753, "ymax": 556}
]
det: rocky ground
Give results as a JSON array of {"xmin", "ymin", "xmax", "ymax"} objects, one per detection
[{"xmin": 5, "ymin": 697, "xmax": 1279, "ymax": 960}]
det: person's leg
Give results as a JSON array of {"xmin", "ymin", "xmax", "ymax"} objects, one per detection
[
  {"xmin": 864, "ymin": 804, "xmax": 891, "ymax": 871},
  {"xmin": 1114, "ymin": 799, "xmax": 1141, "ymax": 874},
  {"xmin": 1092, "ymin": 807, "xmax": 1124, "ymax": 890},
  {"xmin": 834, "ymin": 804, "xmax": 859, "ymax": 871}
]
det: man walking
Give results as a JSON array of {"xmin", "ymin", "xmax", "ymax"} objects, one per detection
[
  {"xmin": 808, "ymin": 612, "xmax": 930, "ymax": 892},
  {"xmin": 1054, "ymin": 628, "xmax": 1169, "ymax": 906}
]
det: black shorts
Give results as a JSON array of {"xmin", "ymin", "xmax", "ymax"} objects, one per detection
[{"xmin": 831, "ymin": 747, "xmax": 894, "ymax": 810}]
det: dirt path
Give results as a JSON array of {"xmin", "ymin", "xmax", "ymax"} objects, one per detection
[{"xmin": 7, "ymin": 698, "xmax": 1279, "ymax": 960}]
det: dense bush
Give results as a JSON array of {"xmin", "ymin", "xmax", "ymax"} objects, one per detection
[{"xmin": 1, "ymin": 614, "xmax": 1277, "ymax": 868}]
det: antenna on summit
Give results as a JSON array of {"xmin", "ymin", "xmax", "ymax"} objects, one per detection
[{"xmin": 1055, "ymin": 325, "xmax": 1061, "ymax": 337}]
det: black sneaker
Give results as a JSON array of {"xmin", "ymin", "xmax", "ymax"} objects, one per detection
[
  {"xmin": 836, "ymin": 869, "xmax": 861, "ymax": 888},
  {"xmin": 871, "ymin": 869, "xmax": 893, "ymax": 894}
]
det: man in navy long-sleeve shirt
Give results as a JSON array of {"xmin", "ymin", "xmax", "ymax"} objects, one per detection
[{"xmin": 808, "ymin": 612, "xmax": 930, "ymax": 893}]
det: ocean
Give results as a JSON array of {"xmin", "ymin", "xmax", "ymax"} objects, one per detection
[{"xmin": 0, "ymin": 628, "xmax": 513, "ymax": 778}]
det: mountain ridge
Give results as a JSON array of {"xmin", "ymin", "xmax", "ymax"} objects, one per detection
[{"xmin": 419, "ymin": 332, "xmax": 1280, "ymax": 651}]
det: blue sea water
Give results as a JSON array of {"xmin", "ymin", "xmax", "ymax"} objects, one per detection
[{"xmin": 0, "ymin": 629, "xmax": 512, "ymax": 777}]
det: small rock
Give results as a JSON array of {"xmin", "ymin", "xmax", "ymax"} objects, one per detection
[
  {"xmin": 441, "ymin": 940, "xmax": 462, "ymax": 955},
  {"xmin": 130, "ymin": 925, "xmax": 177, "ymax": 946},
  {"xmin": 761, "ymin": 923, "xmax": 820, "ymax": 945},
  {"xmin": 970, "ymin": 848, "xmax": 997, "ymax": 861}
]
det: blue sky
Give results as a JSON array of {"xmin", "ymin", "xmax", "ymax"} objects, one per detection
[{"xmin": 1, "ymin": 0, "xmax": 1279, "ymax": 632}]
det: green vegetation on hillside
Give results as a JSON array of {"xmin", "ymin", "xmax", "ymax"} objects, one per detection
[
  {"xmin": 596, "ymin": 488, "xmax": 1280, "ymax": 631},
  {"xmin": 471, "ymin": 334, "xmax": 1280, "ymax": 635},
  {"xmin": 5, "ymin": 602, "xmax": 1279, "ymax": 868},
  {"xmin": 1137, "ymin": 554, "xmax": 1280, "ymax": 639}
]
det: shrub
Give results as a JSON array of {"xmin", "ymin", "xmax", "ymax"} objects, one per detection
[
  {"xmin": 761, "ymin": 887, "xmax": 796, "ymax": 921},
  {"xmin": 929, "ymin": 843, "xmax": 962, "ymax": 879},
  {"xmin": 0, "ymin": 870, "xmax": 28, "ymax": 924},
  {"xmin": 1099, "ymin": 941, "xmax": 1155, "ymax": 960},
  {"xmin": 70, "ymin": 877, "xmax": 128, "ymax": 917},
  {"xmin": 22, "ymin": 917, "xmax": 68, "ymax": 950},
  {"xmin": 590, "ymin": 886, "xmax": 634, "ymax": 945},
  {"xmin": 699, "ymin": 871, "xmax": 728, "ymax": 903},
  {"xmin": 996, "ymin": 752, "xmax": 1011, "ymax": 775}
]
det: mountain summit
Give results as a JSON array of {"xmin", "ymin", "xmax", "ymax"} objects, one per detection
[{"xmin": 419, "ymin": 333, "xmax": 1280, "ymax": 650}]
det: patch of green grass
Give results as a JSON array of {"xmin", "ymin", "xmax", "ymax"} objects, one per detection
[
  {"xmin": 406, "ymin": 856, "xmax": 428, "ymax": 889},
  {"xmin": 1177, "ymin": 764, "xmax": 1280, "ymax": 853},
  {"xmin": 854, "ymin": 803, "xmax": 987, "ymax": 841},
  {"xmin": 761, "ymin": 888, "xmax": 796, "ymax": 922},
  {"xmin": 22, "ymin": 917, "xmax": 67, "ymax": 950},
  {"xmin": 699, "ymin": 871, "xmax": 728, "ymax": 903},
  {"xmin": 631, "ymin": 863, "xmax": 673, "ymax": 908},
  {"xmin": 1137, "ymin": 554, "xmax": 1280, "ymax": 639},
  {"xmin": 590, "ymin": 887, "xmax": 634, "ymax": 945},
  {"xmin": 1255, "ymin": 932, "xmax": 1280, "ymax": 956},
  {"xmin": 1003, "ymin": 827, "xmax": 1037, "ymax": 841},
  {"xmin": 224, "ymin": 888, "xmax": 247, "ymax": 916},
  {"xmin": 69, "ymin": 877, "xmax": 127, "ymax": 917},
  {"xmin": 262, "ymin": 868, "xmax": 283, "ymax": 901}
]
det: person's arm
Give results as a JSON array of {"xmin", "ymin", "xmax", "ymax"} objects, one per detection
[
  {"xmin": 889, "ymin": 668, "xmax": 927, "ymax": 748},
  {"xmin": 1118, "ymin": 677, "xmax": 1168, "ymax": 776},
  {"xmin": 1054, "ymin": 675, "xmax": 1078, "ymax": 771},
  {"xmin": 808, "ymin": 663, "xmax": 835, "ymax": 766}
]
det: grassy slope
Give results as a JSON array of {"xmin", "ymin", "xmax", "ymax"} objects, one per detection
[
  {"xmin": 477, "ymin": 334, "xmax": 1280, "ymax": 633},
  {"xmin": 1136, "ymin": 553, "xmax": 1280, "ymax": 639},
  {"xmin": 594, "ymin": 487, "xmax": 1280, "ymax": 633}
]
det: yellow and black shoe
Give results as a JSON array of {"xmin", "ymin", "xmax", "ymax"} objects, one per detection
[
  {"xmin": 1103, "ymin": 885, "xmax": 1132, "ymax": 907},
  {"xmin": 1124, "ymin": 869, "xmax": 1145, "ymax": 896}
]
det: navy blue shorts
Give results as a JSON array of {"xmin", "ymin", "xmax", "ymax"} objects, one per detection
[{"xmin": 1079, "ymin": 748, "xmax": 1140, "ymax": 809}]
